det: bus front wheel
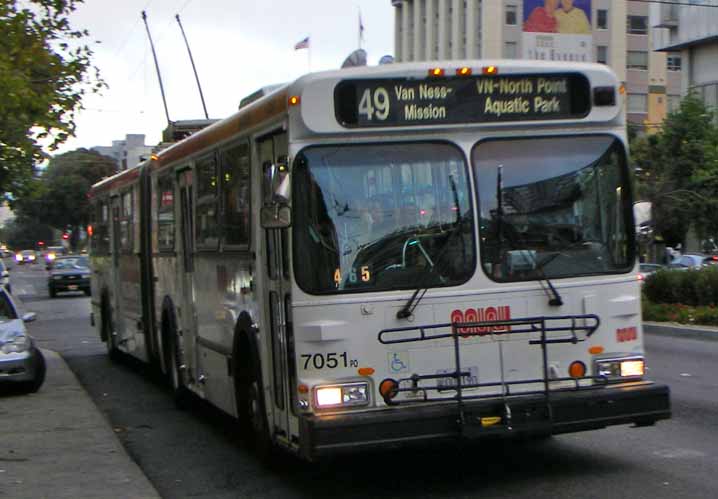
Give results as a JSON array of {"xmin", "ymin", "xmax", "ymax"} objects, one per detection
[
  {"xmin": 236, "ymin": 346, "xmax": 273, "ymax": 462},
  {"xmin": 164, "ymin": 319, "xmax": 192, "ymax": 410}
]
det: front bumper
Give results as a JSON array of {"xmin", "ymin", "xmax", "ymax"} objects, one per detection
[
  {"xmin": 299, "ymin": 381, "xmax": 670, "ymax": 460},
  {"xmin": 0, "ymin": 347, "xmax": 44, "ymax": 383}
]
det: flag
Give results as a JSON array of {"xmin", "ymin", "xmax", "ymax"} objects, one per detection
[{"xmin": 294, "ymin": 36, "xmax": 310, "ymax": 50}]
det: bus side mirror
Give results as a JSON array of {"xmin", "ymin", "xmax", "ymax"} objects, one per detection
[{"xmin": 261, "ymin": 159, "xmax": 292, "ymax": 228}]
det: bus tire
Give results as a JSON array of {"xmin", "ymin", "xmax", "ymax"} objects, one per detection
[
  {"xmin": 102, "ymin": 301, "xmax": 120, "ymax": 362},
  {"xmin": 163, "ymin": 312, "xmax": 192, "ymax": 410},
  {"xmin": 234, "ymin": 333, "xmax": 273, "ymax": 463}
]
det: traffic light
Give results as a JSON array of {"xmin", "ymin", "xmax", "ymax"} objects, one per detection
[
  {"xmin": 62, "ymin": 233, "xmax": 69, "ymax": 240},
  {"xmin": 38, "ymin": 241, "xmax": 45, "ymax": 246}
]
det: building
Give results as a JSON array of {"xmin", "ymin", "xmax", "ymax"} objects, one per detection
[
  {"xmin": 654, "ymin": 0, "xmax": 718, "ymax": 113},
  {"xmin": 92, "ymin": 134, "xmax": 154, "ymax": 171},
  {"xmin": 390, "ymin": 0, "xmax": 683, "ymax": 132}
]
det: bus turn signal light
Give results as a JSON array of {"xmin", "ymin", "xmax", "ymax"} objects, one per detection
[
  {"xmin": 569, "ymin": 361, "xmax": 586, "ymax": 379},
  {"xmin": 379, "ymin": 378, "xmax": 399, "ymax": 401},
  {"xmin": 289, "ymin": 95, "xmax": 300, "ymax": 106}
]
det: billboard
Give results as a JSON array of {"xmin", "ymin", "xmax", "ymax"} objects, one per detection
[{"xmin": 522, "ymin": 0, "xmax": 592, "ymax": 62}]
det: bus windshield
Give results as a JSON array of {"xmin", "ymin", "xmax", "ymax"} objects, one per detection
[
  {"xmin": 293, "ymin": 142, "xmax": 475, "ymax": 294},
  {"xmin": 473, "ymin": 135, "xmax": 634, "ymax": 281}
]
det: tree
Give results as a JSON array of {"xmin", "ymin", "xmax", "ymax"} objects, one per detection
[
  {"xmin": 12, "ymin": 148, "xmax": 117, "ymax": 250},
  {"xmin": 631, "ymin": 94, "xmax": 718, "ymax": 248},
  {"xmin": 0, "ymin": 0, "xmax": 104, "ymax": 195}
]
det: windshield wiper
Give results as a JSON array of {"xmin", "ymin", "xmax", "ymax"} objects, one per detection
[{"xmin": 397, "ymin": 175, "xmax": 462, "ymax": 319}]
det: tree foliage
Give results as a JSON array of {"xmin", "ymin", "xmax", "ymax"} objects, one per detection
[
  {"xmin": 631, "ymin": 95, "xmax": 718, "ymax": 247},
  {"xmin": 0, "ymin": 0, "xmax": 104, "ymax": 195},
  {"xmin": 12, "ymin": 148, "xmax": 117, "ymax": 249}
]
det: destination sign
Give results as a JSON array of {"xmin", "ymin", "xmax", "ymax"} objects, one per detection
[{"xmin": 334, "ymin": 73, "xmax": 590, "ymax": 127}]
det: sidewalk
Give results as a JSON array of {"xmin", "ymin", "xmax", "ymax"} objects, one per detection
[
  {"xmin": 643, "ymin": 321, "xmax": 718, "ymax": 341},
  {"xmin": 0, "ymin": 350, "xmax": 161, "ymax": 499}
]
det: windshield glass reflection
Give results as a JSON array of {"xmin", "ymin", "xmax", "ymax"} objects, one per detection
[
  {"xmin": 472, "ymin": 135, "xmax": 634, "ymax": 281},
  {"xmin": 293, "ymin": 142, "xmax": 475, "ymax": 294}
]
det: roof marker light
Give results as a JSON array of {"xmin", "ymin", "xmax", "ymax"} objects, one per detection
[
  {"xmin": 289, "ymin": 95, "xmax": 300, "ymax": 106},
  {"xmin": 456, "ymin": 66, "xmax": 472, "ymax": 76},
  {"xmin": 150, "ymin": 154, "xmax": 159, "ymax": 161},
  {"xmin": 428, "ymin": 67, "xmax": 445, "ymax": 77},
  {"xmin": 482, "ymin": 65, "xmax": 498, "ymax": 75}
]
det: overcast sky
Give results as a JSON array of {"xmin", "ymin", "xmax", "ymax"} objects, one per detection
[{"xmin": 58, "ymin": 0, "xmax": 394, "ymax": 154}]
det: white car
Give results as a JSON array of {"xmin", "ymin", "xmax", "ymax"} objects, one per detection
[{"xmin": 0, "ymin": 288, "xmax": 44, "ymax": 393}]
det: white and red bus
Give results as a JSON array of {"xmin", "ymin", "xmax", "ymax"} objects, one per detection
[{"xmin": 88, "ymin": 60, "xmax": 670, "ymax": 461}]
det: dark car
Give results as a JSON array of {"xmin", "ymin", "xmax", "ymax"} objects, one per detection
[
  {"xmin": 14, "ymin": 250, "xmax": 37, "ymax": 265},
  {"xmin": 48, "ymin": 256, "xmax": 91, "ymax": 298},
  {"xmin": 43, "ymin": 245, "xmax": 66, "ymax": 269},
  {"xmin": 0, "ymin": 287, "xmax": 44, "ymax": 393}
]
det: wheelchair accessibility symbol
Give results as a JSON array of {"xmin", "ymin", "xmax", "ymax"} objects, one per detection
[{"xmin": 388, "ymin": 352, "xmax": 409, "ymax": 373}]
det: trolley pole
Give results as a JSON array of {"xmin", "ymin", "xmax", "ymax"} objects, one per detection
[
  {"xmin": 176, "ymin": 14, "xmax": 209, "ymax": 120},
  {"xmin": 141, "ymin": 10, "xmax": 171, "ymax": 126}
]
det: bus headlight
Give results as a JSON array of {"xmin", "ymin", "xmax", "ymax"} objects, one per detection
[
  {"xmin": 314, "ymin": 382, "xmax": 369, "ymax": 408},
  {"xmin": 595, "ymin": 356, "xmax": 645, "ymax": 381}
]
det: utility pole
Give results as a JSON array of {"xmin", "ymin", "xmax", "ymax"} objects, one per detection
[
  {"xmin": 176, "ymin": 14, "xmax": 209, "ymax": 119},
  {"xmin": 141, "ymin": 10, "xmax": 171, "ymax": 125}
]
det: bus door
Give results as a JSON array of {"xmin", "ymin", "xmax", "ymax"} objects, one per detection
[
  {"xmin": 257, "ymin": 131, "xmax": 295, "ymax": 442},
  {"xmin": 177, "ymin": 169, "xmax": 197, "ymax": 381},
  {"xmin": 109, "ymin": 194, "xmax": 129, "ymax": 348}
]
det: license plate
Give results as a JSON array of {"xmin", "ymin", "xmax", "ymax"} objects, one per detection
[
  {"xmin": 436, "ymin": 366, "xmax": 479, "ymax": 391},
  {"xmin": 68, "ymin": 284, "xmax": 78, "ymax": 290}
]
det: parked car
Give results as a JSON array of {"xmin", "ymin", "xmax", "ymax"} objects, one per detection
[
  {"xmin": 0, "ymin": 259, "xmax": 10, "ymax": 294},
  {"xmin": 15, "ymin": 250, "xmax": 37, "ymax": 265},
  {"xmin": 0, "ymin": 288, "xmax": 44, "ymax": 393},
  {"xmin": 47, "ymin": 255, "xmax": 91, "ymax": 298},
  {"xmin": 668, "ymin": 253, "xmax": 718, "ymax": 270},
  {"xmin": 638, "ymin": 263, "xmax": 664, "ymax": 284}
]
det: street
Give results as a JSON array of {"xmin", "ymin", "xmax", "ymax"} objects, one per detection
[{"xmin": 9, "ymin": 260, "xmax": 718, "ymax": 499}]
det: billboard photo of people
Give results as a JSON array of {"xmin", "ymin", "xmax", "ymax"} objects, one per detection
[{"xmin": 523, "ymin": 0, "xmax": 592, "ymax": 61}]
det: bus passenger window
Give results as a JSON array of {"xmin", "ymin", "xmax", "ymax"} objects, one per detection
[
  {"xmin": 221, "ymin": 142, "xmax": 251, "ymax": 247},
  {"xmin": 157, "ymin": 173, "xmax": 175, "ymax": 251},
  {"xmin": 119, "ymin": 191, "xmax": 133, "ymax": 253},
  {"xmin": 195, "ymin": 155, "xmax": 220, "ymax": 249}
]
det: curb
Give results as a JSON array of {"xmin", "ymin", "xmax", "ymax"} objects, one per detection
[{"xmin": 643, "ymin": 321, "xmax": 718, "ymax": 342}]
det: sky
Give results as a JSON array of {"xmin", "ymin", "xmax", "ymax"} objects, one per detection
[{"xmin": 58, "ymin": 0, "xmax": 395, "ymax": 154}]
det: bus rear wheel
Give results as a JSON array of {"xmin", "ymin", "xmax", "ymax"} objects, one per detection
[{"xmin": 103, "ymin": 305, "xmax": 120, "ymax": 362}]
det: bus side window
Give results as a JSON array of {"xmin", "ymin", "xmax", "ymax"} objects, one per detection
[
  {"xmin": 220, "ymin": 141, "xmax": 251, "ymax": 248},
  {"xmin": 119, "ymin": 191, "xmax": 133, "ymax": 253}
]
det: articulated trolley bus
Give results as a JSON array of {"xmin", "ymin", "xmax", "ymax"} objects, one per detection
[{"xmin": 89, "ymin": 60, "xmax": 670, "ymax": 461}]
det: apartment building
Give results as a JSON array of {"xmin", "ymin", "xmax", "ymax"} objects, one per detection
[
  {"xmin": 654, "ymin": 0, "xmax": 718, "ymax": 112},
  {"xmin": 391, "ymin": 0, "xmax": 683, "ymax": 131},
  {"xmin": 92, "ymin": 134, "xmax": 154, "ymax": 171}
]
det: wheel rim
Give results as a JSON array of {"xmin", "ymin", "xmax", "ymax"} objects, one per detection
[
  {"xmin": 169, "ymin": 337, "xmax": 181, "ymax": 390},
  {"xmin": 249, "ymin": 381, "xmax": 264, "ymax": 434}
]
